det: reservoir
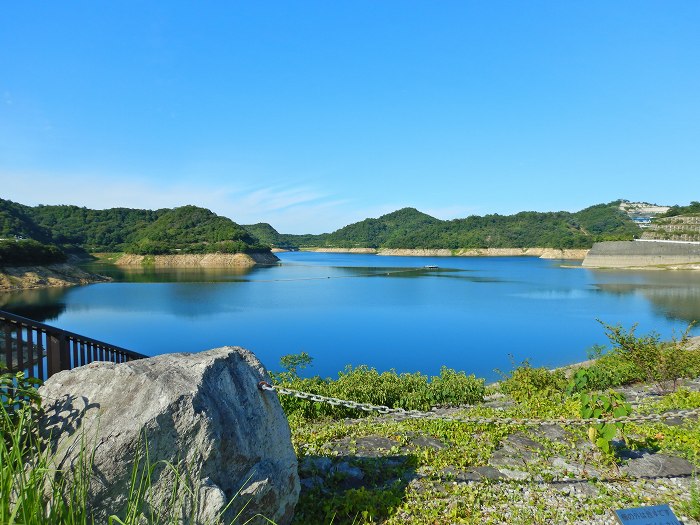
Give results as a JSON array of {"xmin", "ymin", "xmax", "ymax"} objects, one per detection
[{"xmin": 1, "ymin": 252, "xmax": 699, "ymax": 382}]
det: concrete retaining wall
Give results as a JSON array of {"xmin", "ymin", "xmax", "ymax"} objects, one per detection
[{"xmin": 582, "ymin": 241, "xmax": 700, "ymax": 268}]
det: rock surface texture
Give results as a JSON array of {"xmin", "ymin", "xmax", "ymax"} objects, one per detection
[
  {"xmin": 0, "ymin": 263, "xmax": 110, "ymax": 291},
  {"xmin": 39, "ymin": 347, "xmax": 299, "ymax": 525},
  {"xmin": 115, "ymin": 252, "xmax": 280, "ymax": 267}
]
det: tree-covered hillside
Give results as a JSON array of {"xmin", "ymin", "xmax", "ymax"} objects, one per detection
[
  {"xmin": 661, "ymin": 201, "xmax": 700, "ymax": 217},
  {"xmin": 0, "ymin": 199, "xmax": 54, "ymax": 243},
  {"xmin": 126, "ymin": 206, "xmax": 267, "ymax": 254},
  {"xmin": 278, "ymin": 201, "xmax": 640, "ymax": 250},
  {"xmin": 0, "ymin": 197, "xmax": 643, "ymax": 255},
  {"xmin": 0, "ymin": 198, "xmax": 269, "ymax": 256},
  {"xmin": 323, "ymin": 208, "xmax": 441, "ymax": 249},
  {"xmin": 30, "ymin": 204, "xmax": 162, "ymax": 252},
  {"xmin": 0, "ymin": 239, "xmax": 67, "ymax": 266},
  {"xmin": 241, "ymin": 222, "xmax": 301, "ymax": 250}
]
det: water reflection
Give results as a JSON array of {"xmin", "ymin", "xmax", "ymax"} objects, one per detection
[
  {"xmin": 0, "ymin": 287, "xmax": 68, "ymax": 322},
  {"xmin": 81, "ymin": 262, "xmax": 264, "ymax": 283},
  {"xmin": 591, "ymin": 270, "xmax": 700, "ymax": 324}
]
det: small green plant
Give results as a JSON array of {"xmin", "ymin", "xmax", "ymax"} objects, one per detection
[
  {"xmin": 680, "ymin": 477, "xmax": 700, "ymax": 521},
  {"xmin": 0, "ymin": 371, "xmax": 43, "ymax": 453},
  {"xmin": 568, "ymin": 369, "xmax": 632, "ymax": 455}
]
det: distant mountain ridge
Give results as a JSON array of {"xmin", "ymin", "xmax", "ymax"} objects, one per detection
[
  {"xmin": 243, "ymin": 201, "xmax": 642, "ymax": 250},
  {"xmin": 4, "ymin": 197, "xmax": 694, "ymax": 256}
]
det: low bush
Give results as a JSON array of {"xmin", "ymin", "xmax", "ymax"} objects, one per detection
[
  {"xmin": 497, "ymin": 359, "xmax": 568, "ymax": 403},
  {"xmin": 271, "ymin": 354, "xmax": 485, "ymax": 421},
  {"xmin": 569, "ymin": 322, "xmax": 700, "ymax": 394}
]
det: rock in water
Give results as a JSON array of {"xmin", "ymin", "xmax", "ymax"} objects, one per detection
[{"xmin": 39, "ymin": 347, "xmax": 299, "ymax": 524}]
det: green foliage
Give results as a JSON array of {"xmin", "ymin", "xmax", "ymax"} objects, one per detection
[
  {"xmin": 0, "ymin": 198, "xmax": 272, "ymax": 258},
  {"xmin": 30, "ymin": 202, "xmax": 162, "ymax": 252},
  {"xmin": 0, "ymin": 240, "xmax": 67, "ymax": 267},
  {"xmin": 567, "ymin": 369, "xmax": 632, "ymax": 455},
  {"xmin": 281, "ymin": 201, "xmax": 640, "ymax": 250},
  {"xmin": 498, "ymin": 359, "xmax": 568, "ymax": 404},
  {"xmin": 582, "ymin": 390, "xmax": 630, "ymax": 455},
  {"xmin": 1, "ymin": 371, "xmax": 43, "ymax": 453},
  {"xmin": 661, "ymin": 200, "xmax": 700, "ymax": 217},
  {"xmin": 600, "ymin": 321, "xmax": 698, "ymax": 393},
  {"xmin": 575, "ymin": 345, "xmax": 645, "ymax": 390},
  {"xmin": 680, "ymin": 477, "xmax": 700, "ymax": 520},
  {"xmin": 0, "ymin": 199, "xmax": 54, "ymax": 243},
  {"xmin": 563, "ymin": 324, "xmax": 700, "ymax": 394},
  {"xmin": 124, "ymin": 206, "xmax": 267, "ymax": 255},
  {"xmin": 272, "ymin": 353, "xmax": 485, "ymax": 421},
  {"xmin": 428, "ymin": 366, "xmax": 486, "ymax": 407},
  {"xmin": 325, "ymin": 208, "xmax": 442, "ymax": 249},
  {"xmin": 295, "ymin": 483, "xmax": 405, "ymax": 525},
  {"xmin": 241, "ymin": 223, "xmax": 299, "ymax": 250}
]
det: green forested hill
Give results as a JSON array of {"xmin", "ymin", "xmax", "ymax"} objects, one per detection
[
  {"xmin": 0, "ymin": 199, "xmax": 54, "ymax": 243},
  {"xmin": 30, "ymin": 204, "xmax": 162, "ymax": 251},
  {"xmin": 323, "ymin": 208, "xmax": 441, "ymax": 249},
  {"xmin": 279, "ymin": 201, "xmax": 640, "ymax": 250},
  {"xmin": 126, "ymin": 206, "xmax": 267, "ymax": 254},
  {"xmin": 0, "ymin": 198, "xmax": 268, "ymax": 256},
  {"xmin": 661, "ymin": 201, "xmax": 700, "ymax": 217},
  {"xmin": 241, "ymin": 222, "xmax": 303, "ymax": 249}
]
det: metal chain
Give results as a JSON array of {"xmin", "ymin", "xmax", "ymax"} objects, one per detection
[{"xmin": 258, "ymin": 382, "xmax": 700, "ymax": 427}]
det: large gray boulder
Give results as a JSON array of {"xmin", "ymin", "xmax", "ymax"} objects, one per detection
[{"xmin": 39, "ymin": 347, "xmax": 299, "ymax": 525}]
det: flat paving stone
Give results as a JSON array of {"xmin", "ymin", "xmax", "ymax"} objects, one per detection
[
  {"xmin": 405, "ymin": 433, "xmax": 446, "ymax": 451},
  {"xmin": 621, "ymin": 453, "xmax": 697, "ymax": 478},
  {"xmin": 323, "ymin": 434, "xmax": 400, "ymax": 457}
]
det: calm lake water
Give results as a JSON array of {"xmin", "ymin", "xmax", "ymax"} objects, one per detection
[{"xmin": 2, "ymin": 252, "xmax": 699, "ymax": 381}]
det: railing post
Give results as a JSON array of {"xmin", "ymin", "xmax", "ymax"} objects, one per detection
[{"xmin": 47, "ymin": 333, "xmax": 70, "ymax": 377}]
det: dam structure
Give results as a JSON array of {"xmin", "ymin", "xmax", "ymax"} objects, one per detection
[{"xmin": 582, "ymin": 240, "xmax": 700, "ymax": 269}]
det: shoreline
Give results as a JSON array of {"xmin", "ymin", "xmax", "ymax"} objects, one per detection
[
  {"xmin": 114, "ymin": 251, "xmax": 280, "ymax": 267},
  {"xmin": 0, "ymin": 263, "xmax": 111, "ymax": 292},
  {"xmin": 297, "ymin": 247, "xmax": 590, "ymax": 259}
]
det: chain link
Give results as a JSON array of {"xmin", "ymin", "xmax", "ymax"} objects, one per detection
[{"xmin": 259, "ymin": 383, "xmax": 700, "ymax": 426}]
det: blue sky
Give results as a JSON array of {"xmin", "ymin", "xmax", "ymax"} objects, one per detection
[{"xmin": 1, "ymin": 2, "xmax": 699, "ymax": 233}]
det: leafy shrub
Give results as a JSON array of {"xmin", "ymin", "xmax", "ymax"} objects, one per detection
[
  {"xmin": 498, "ymin": 359, "xmax": 568, "ymax": 404},
  {"xmin": 428, "ymin": 366, "xmax": 485, "ymax": 407},
  {"xmin": 599, "ymin": 322, "xmax": 698, "ymax": 393},
  {"xmin": 272, "ymin": 353, "xmax": 485, "ymax": 421}
]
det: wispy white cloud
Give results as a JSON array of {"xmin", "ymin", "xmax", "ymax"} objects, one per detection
[
  {"xmin": 0, "ymin": 169, "xmax": 490, "ymax": 233},
  {"xmin": 0, "ymin": 170, "xmax": 349, "ymax": 233}
]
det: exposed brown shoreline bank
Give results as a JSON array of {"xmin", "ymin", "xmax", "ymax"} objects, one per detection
[
  {"xmin": 300, "ymin": 247, "xmax": 589, "ymax": 259},
  {"xmin": 0, "ymin": 264, "xmax": 111, "ymax": 292},
  {"xmin": 114, "ymin": 251, "xmax": 280, "ymax": 267},
  {"xmin": 0, "ymin": 252, "xmax": 280, "ymax": 291}
]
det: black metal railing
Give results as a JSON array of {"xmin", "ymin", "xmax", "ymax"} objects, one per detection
[{"xmin": 0, "ymin": 309, "xmax": 146, "ymax": 381}]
